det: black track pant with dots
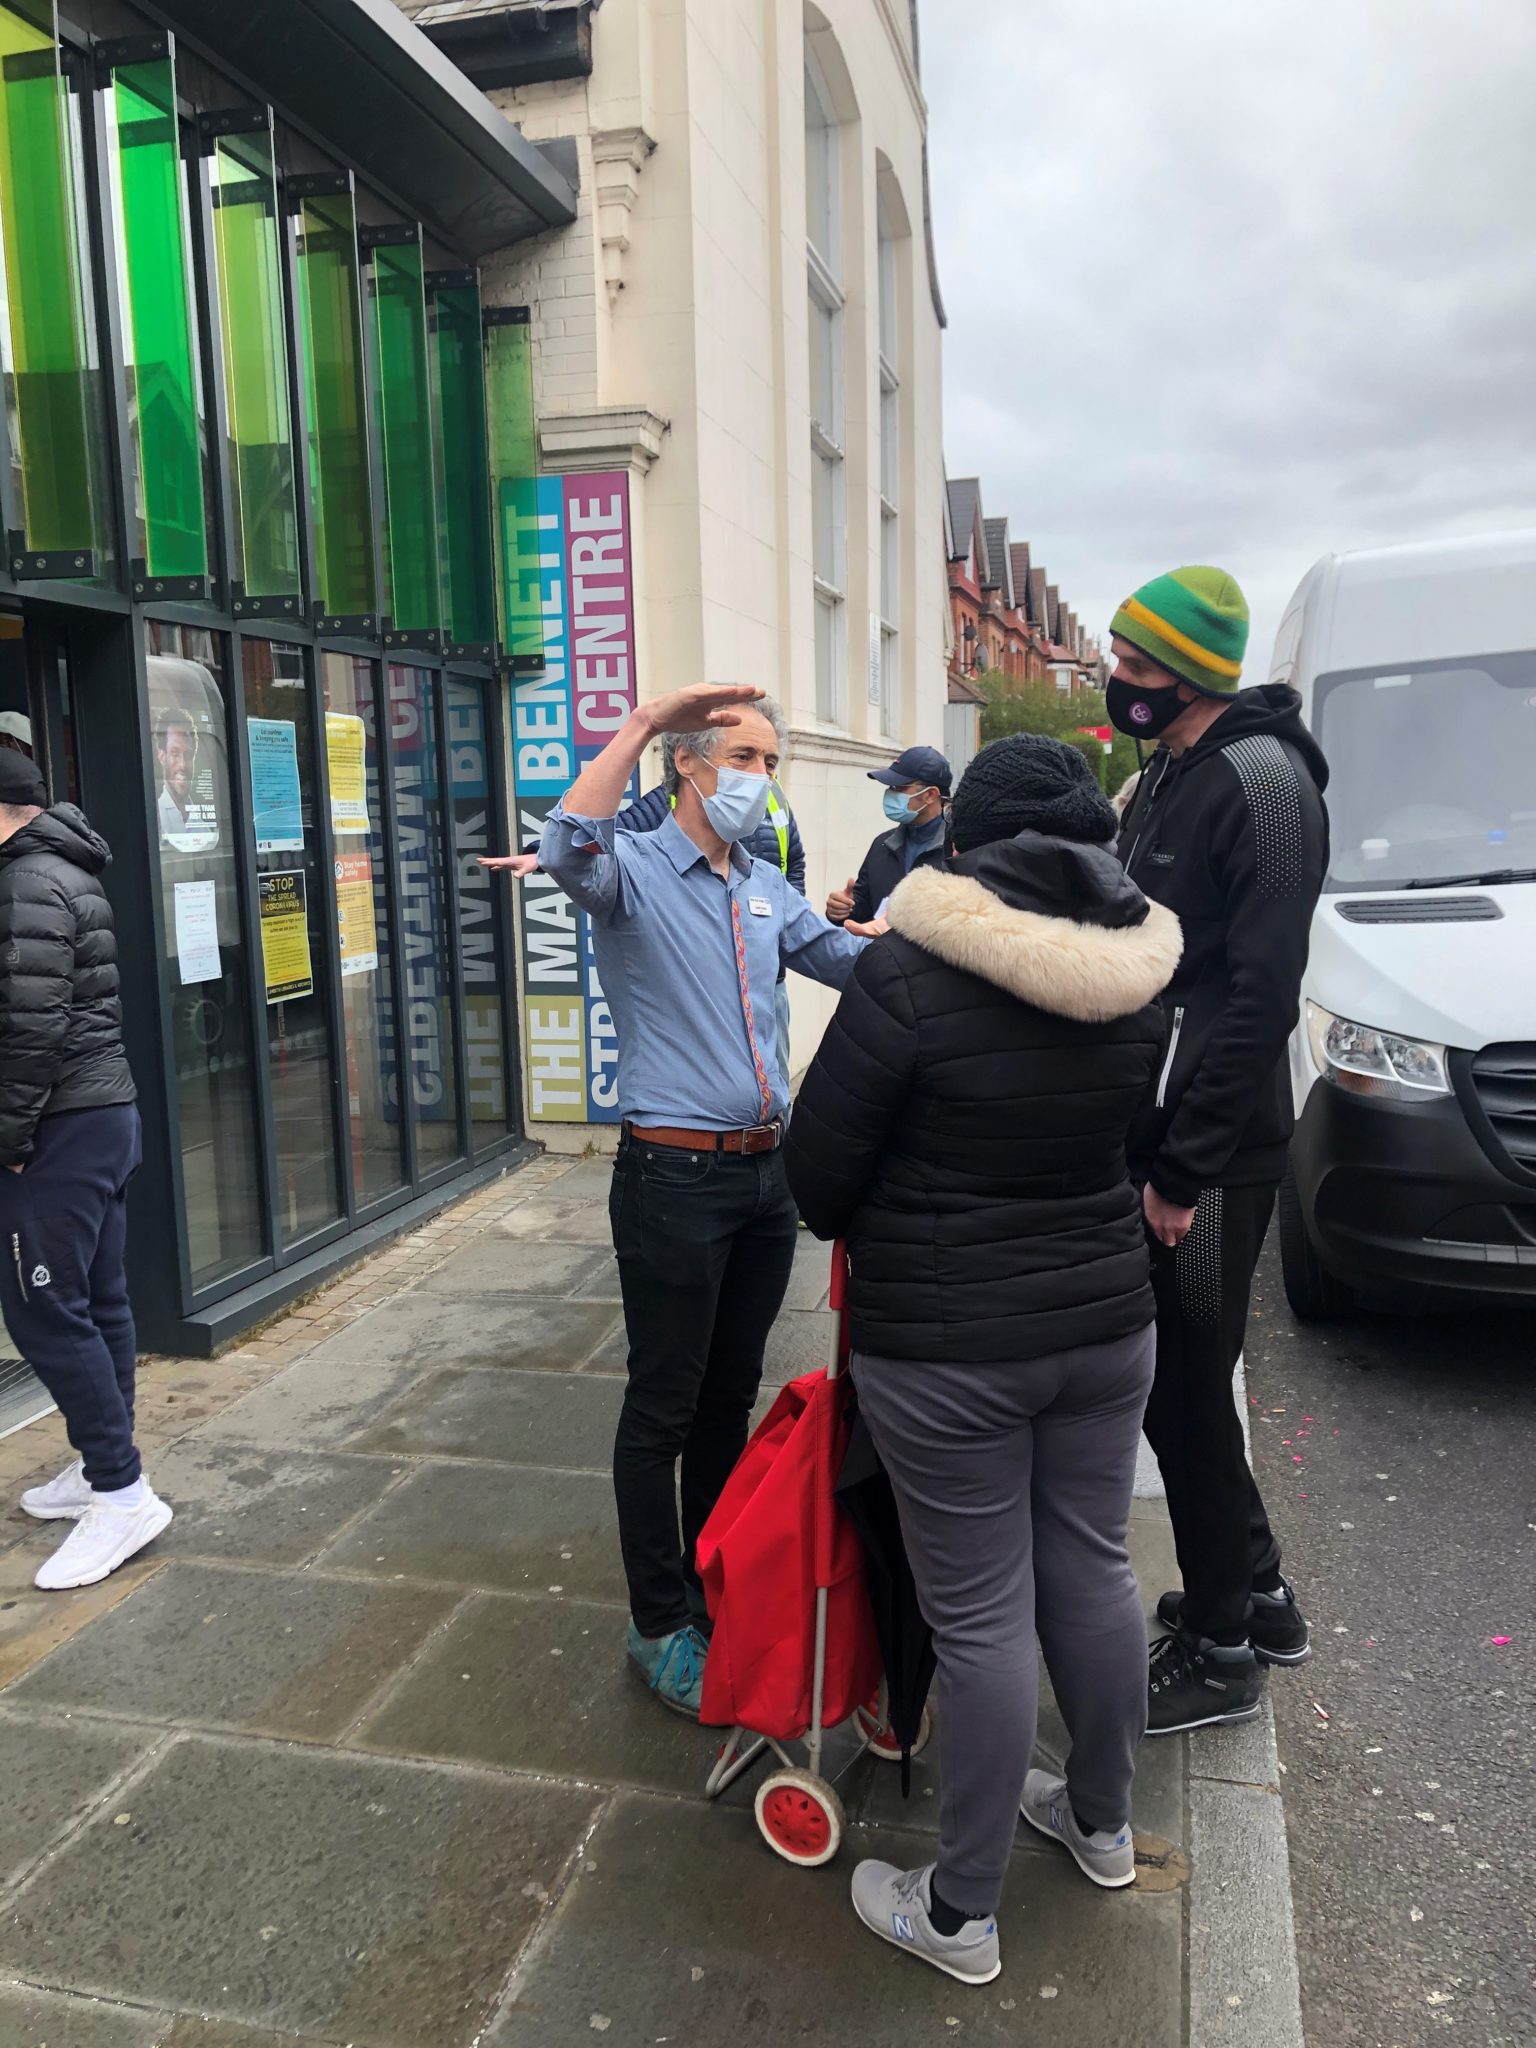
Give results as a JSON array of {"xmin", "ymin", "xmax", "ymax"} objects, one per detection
[{"xmin": 1140, "ymin": 1182, "xmax": 1283, "ymax": 1645}]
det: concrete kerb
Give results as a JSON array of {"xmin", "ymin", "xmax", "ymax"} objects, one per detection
[{"xmin": 1133, "ymin": 1356, "xmax": 1305, "ymax": 2048}]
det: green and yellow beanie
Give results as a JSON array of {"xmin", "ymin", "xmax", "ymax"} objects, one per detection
[{"xmin": 1110, "ymin": 566, "xmax": 1249, "ymax": 697}]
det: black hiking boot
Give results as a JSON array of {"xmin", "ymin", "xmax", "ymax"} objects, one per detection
[
  {"xmin": 1156, "ymin": 1577, "xmax": 1312, "ymax": 1667},
  {"xmin": 1145, "ymin": 1628, "xmax": 1263, "ymax": 1736}
]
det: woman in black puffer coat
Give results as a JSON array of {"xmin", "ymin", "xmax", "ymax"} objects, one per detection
[{"xmin": 786, "ymin": 734, "xmax": 1180, "ymax": 1984}]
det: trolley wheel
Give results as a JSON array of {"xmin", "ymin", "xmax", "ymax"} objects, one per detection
[
  {"xmin": 754, "ymin": 1769, "xmax": 845, "ymax": 1868},
  {"xmin": 863, "ymin": 1704, "xmax": 933, "ymax": 1764}
]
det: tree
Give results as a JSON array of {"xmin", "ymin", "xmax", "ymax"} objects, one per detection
[{"xmin": 977, "ymin": 679, "xmax": 1140, "ymax": 794}]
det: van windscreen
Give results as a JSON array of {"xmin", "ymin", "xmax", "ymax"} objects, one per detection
[{"xmin": 1313, "ymin": 652, "xmax": 1536, "ymax": 890}]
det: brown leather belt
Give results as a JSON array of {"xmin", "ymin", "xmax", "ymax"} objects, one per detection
[{"xmin": 625, "ymin": 1119, "xmax": 784, "ymax": 1155}]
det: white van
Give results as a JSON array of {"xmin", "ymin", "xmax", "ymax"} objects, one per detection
[{"xmin": 1269, "ymin": 530, "xmax": 1536, "ymax": 1318}]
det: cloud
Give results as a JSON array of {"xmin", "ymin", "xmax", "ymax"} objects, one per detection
[{"xmin": 923, "ymin": 0, "xmax": 1536, "ymax": 665}]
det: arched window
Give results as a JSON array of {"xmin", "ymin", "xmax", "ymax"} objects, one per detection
[{"xmin": 805, "ymin": 45, "xmax": 845, "ymax": 724}]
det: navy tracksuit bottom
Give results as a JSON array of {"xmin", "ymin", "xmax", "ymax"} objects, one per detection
[{"xmin": 0, "ymin": 1104, "xmax": 143, "ymax": 1492}]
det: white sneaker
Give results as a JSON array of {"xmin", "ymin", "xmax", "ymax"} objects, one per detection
[
  {"xmin": 849, "ymin": 1860, "xmax": 1001, "ymax": 1985},
  {"xmin": 21, "ymin": 1458, "xmax": 92, "ymax": 1521},
  {"xmin": 34, "ymin": 1489, "xmax": 173, "ymax": 1591},
  {"xmin": 1021, "ymin": 1769, "xmax": 1136, "ymax": 1888}
]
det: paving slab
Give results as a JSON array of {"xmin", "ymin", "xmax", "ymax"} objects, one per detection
[
  {"xmin": 489, "ymin": 1198, "xmax": 613, "ymax": 1245},
  {"xmin": 781, "ymin": 1238, "xmax": 836, "ymax": 1310},
  {"xmin": 414, "ymin": 1239, "xmax": 610, "ymax": 1299},
  {"xmin": 488, "ymin": 1794, "xmax": 1183, "ymax": 2048},
  {"xmin": 318, "ymin": 1462, "xmax": 628, "ymax": 1600},
  {"xmin": 352, "ymin": 1368, "xmax": 620, "ymax": 1471},
  {"xmin": 0, "ymin": 1983, "xmax": 168, "ymax": 2048},
  {"xmin": 570, "ymin": 1258, "xmax": 623, "ymax": 1303},
  {"xmin": 762, "ymin": 1308, "xmax": 837, "ymax": 1385},
  {"xmin": 0, "ymin": 1733, "xmax": 601, "ymax": 2047},
  {"xmin": 0, "ymin": 1708, "xmax": 158, "ymax": 1886},
  {"xmin": 125, "ymin": 1443, "xmax": 401, "ymax": 1569},
  {"xmin": 0, "ymin": 1547, "xmax": 167, "ymax": 1688},
  {"xmin": 357, "ymin": 1591, "xmax": 711, "ymax": 1793},
  {"xmin": 304, "ymin": 1295, "xmax": 622, "ymax": 1372},
  {"xmin": 540, "ymin": 1156, "xmax": 617, "ymax": 1198},
  {"xmin": 9, "ymin": 1563, "xmax": 457, "ymax": 1742},
  {"xmin": 581, "ymin": 1323, "xmax": 629, "ymax": 1375},
  {"xmin": 0, "ymin": 1987, "xmax": 298, "ymax": 2048},
  {"xmin": 190, "ymin": 1356, "xmax": 430, "ymax": 1453}
]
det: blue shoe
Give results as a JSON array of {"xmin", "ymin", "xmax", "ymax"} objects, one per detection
[{"xmin": 626, "ymin": 1621, "xmax": 708, "ymax": 1718}]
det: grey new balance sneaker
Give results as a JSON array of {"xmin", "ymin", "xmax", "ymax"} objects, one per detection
[
  {"xmin": 1020, "ymin": 1770, "xmax": 1135, "ymax": 1888},
  {"xmin": 850, "ymin": 1861, "xmax": 1001, "ymax": 1986}
]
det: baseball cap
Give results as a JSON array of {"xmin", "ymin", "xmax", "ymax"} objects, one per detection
[
  {"xmin": 867, "ymin": 744, "xmax": 952, "ymax": 795},
  {"xmin": 0, "ymin": 709, "xmax": 32, "ymax": 749}
]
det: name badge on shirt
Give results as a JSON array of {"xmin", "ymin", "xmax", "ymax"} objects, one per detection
[{"xmin": 748, "ymin": 895, "xmax": 772, "ymax": 916}]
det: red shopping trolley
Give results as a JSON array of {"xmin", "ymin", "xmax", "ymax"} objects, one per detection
[{"xmin": 696, "ymin": 1242, "xmax": 931, "ymax": 1866}]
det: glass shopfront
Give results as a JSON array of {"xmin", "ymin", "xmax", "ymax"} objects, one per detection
[{"xmin": 0, "ymin": 0, "xmax": 540, "ymax": 1352}]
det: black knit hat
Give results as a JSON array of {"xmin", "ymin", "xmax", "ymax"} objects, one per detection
[
  {"xmin": 0, "ymin": 746, "xmax": 45, "ymax": 807},
  {"xmin": 949, "ymin": 732, "xmax": 1117, "ymax": 853}
]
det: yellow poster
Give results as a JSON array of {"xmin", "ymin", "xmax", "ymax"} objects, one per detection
[
  {"xmin": 335, "ymin": 851, "xmax": 378, "ymax": 977},
  {"xmin": 258, "ymin": 870, "xmax": 313, "ymax": 1004},
  {"xmin": 325, "ymin": 712, "xmax": 369, "ymax": 834}
]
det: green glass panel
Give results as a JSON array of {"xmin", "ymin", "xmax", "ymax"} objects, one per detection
[
  {"xmin": 209, "ymin": 124, "xmax": 299, "ymax": 599},
  {"xmin": 0, "ymin": 0, "xmax": 95, "ymax": 555},
  {"xmin": 292, "ymin": 185, "xmax": 375, "ymax": 622},
  {"xmin": 484, "ymin": 312, "xmax": 540, "ymax": 666},
  {"xmin": 110, "ymin": 52, "xmax": 207, "ymax": 580},
  {"xmin": 366, "ymin": 236, "xmax": 439, "ymax": 635},
  {"xmin": 429, "ymin": 276, "xmax": 495, "ymax": 649}
]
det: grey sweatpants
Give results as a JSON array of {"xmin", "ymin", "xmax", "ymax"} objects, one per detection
[{"xmin": 852, "ymin": 1323, "xmax": 1156, "ymax": 1917}]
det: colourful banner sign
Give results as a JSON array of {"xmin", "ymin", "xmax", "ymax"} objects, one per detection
[{"xmin": 508, "ymin": 470, "xmax": 637, "ymax": 1123}]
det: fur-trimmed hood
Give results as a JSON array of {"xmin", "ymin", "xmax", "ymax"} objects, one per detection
[{"xmin": 887, "ymin": 849, "xmax": 1182, "ymax": 1023}]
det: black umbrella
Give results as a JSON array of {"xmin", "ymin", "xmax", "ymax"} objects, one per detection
[{"xmin": 835, "ymin": 1399, "xmax": 936, "ymax": 1796}]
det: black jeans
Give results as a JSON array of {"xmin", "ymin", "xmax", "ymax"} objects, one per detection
[
  {"xmin": 609, "ymin": 1135, "xmax": 798, "ymax": 1638},
  {"xmin": 1141, "ymin": 1182, "xmax": 1283, "ymax": 1644},
  {"xmin": 0, "ymin": 1104, "xmax": 142, "ymax": 1491}
]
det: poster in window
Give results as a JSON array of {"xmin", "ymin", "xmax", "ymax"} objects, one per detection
[
  {"xmin": 335, "ymin": 851, "xmax": 378, "ymax": 976},
  {"xmin": 247, "ymin": 717, "xmax": 305, "ymax": 852},
  {"xmin": 149, "ymin": 656, "xmax": 222, "ymax": 853},
  {"xmin": 258, "ymin": 869, "xmax": 313, "ymax": 1003},
  {"xmin": 325, "ymin": 711, "xmax": 370, "ymax": 833},
  {"xmin": 172, "ymin": 878, "xmax": 221, "ymax": 986}
]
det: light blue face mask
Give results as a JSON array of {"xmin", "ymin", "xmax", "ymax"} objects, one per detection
[
  {"xmin": 882, "ymin": 788, "xmax": 921, "ymax": 827},
  {"xmin": 700, "ymin": 763, "xmax": 771, "ymax": 842}
]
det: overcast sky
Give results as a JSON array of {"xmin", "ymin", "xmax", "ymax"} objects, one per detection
[{"xmin": 921, "ymin": 0, "xmax": 1536, "ymax": 670}]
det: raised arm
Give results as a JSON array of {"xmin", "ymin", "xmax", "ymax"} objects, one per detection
[{"xmin": 564, "ymin": 684, "xmax": 764, "ymax": 819}]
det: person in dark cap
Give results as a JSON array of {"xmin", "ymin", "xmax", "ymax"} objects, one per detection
[
  {"xmin": 825, "ymin": 743, "xmax": 951, "ymax": 926},
  {"xmin": 787, "ymin": 733, "xmax": 1182, "ymax": 1987},
  {"xmin": 0, "ymin": 750, "xmax": 171, "ymax": 1591}
]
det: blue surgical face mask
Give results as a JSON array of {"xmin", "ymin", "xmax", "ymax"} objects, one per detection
[
  {"xmin": 883, "ymin": 788, "xmax": 922, "ymax": 827},
  {"xmin": 699, "ymin": 763, "xmax": 771, "ymax": 842}
]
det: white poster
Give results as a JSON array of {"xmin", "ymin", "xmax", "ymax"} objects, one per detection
[{"xmin": 173, "ymin": 878, "xmax": 220, "ymax": 986}]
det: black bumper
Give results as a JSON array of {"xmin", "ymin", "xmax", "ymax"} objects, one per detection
[{"xmin": 1290, "ymin": 1079, "xmax": 1536, "ymax": 1304}]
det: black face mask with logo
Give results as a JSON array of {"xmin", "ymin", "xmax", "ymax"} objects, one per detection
[{"xmin": 1106, "ymin": 675, "xmax": 1189, "ymax": 740}]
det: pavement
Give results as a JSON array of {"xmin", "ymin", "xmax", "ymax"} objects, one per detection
[
  {"xmin": 0, "ymin": 1152, "xmax": 1302, "ymax": 2048},
  {"xmin": 1243, "ymin": 1242, "xmax": 1536, "ymax": 2048}
]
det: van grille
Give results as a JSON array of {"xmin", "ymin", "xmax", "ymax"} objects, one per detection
[
  {"xmin": 1336, "ymin": 896, "xmax": 1501, "ymax": 924},
  {"xmin": 1468, "ymin": 1043, "xmax": 1536, "ymax": 1181}
]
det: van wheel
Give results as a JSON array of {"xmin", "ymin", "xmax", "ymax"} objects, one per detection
[{"xmin": 1278, "ymin": 1160, "xmax": 1354, "ymax": 1321}]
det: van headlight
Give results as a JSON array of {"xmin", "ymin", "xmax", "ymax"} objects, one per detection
[{"xmin": 1306, "ymin": 1003, "xmax": 1450, "ymax": 1100}]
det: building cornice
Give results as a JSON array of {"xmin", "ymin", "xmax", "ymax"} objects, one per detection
[
  {"xmin": 539, "ymin": 405, "xmax": 670, "ymax": 474},
  {"xmin": 788, "ymin": 725, "xmax": 905, "ymax": 769}
]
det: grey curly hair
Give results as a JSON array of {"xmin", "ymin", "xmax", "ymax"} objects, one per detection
[{"xmin": 661, "ymin": 693, "xmax": 789, "ymax": 796}]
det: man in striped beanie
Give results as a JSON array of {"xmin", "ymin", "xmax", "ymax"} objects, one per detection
[{"xmin": 1108, "ymin": 566, "xmax": 1331, "ymax": 1737}]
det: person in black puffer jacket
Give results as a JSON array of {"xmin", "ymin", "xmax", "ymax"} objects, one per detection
[
  {"xmin": 0, "ymin": 751, "xmax": 172, "ymax": 1593},
  {"xmin": 786, "ymin": 733, "xmax": 1181, "ymax": 1984}
]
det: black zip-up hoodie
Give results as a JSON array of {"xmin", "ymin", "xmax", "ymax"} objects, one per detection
[
  {"xmin": 0, "ymin": 804, "xmax": 136, "ymax": 1166},
  {"xmin": 1118, "ymin": 685, "xmax": 1329, "ymax": 1207}
]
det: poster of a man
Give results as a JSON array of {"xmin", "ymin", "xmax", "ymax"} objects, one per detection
[{"xmin": 155, "ymin": 708, "xmax": 219, "ymax": 852}]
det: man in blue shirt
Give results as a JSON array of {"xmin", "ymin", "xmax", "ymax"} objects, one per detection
[{"xmin": 539, "ymin": 682, "xmax": 876, "ymax": 1717}]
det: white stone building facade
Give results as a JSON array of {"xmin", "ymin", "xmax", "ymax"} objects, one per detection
[{"xmin": 402, "ymin": 0, "xmax": 949, "ymax": 1103}]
